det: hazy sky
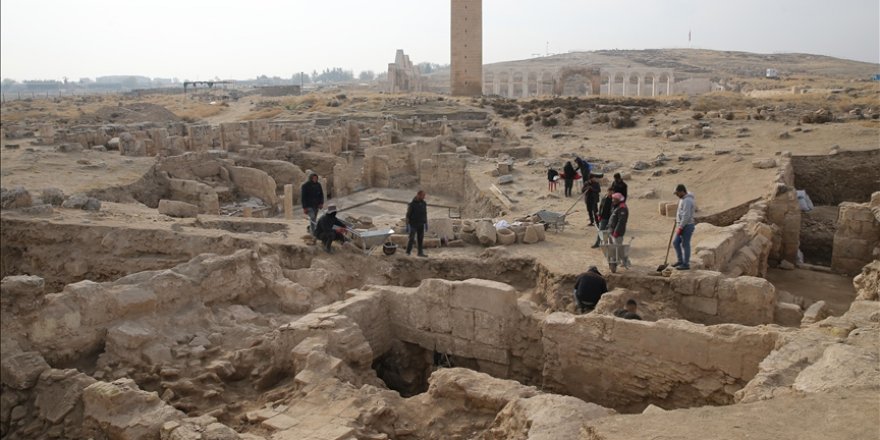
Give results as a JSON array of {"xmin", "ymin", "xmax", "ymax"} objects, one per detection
[{"xmin": 2, "ymin": 0, "xmax": 878, "ymax": 81}]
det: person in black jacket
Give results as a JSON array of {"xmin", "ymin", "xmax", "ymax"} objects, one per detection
[
  {"xmin": 584, "ymin": 174, "xmax": 601, "ymax": 226},
  {"xmin": 405, "ymin": 190, "xmax": 428, "ymax": 257},
  {"xmin": 592, "ymin": 186, "xmax": 614, "ymax": 248},
  {"xmin": 562, "ymin": 161, "xmax": 576, "ymax": 197},
  {"xmin": 610, "ymin": 173, "xmax": 628, "ymax": 200},
  {"xmin": 573, "ymin": 266, "xmax": 607, "ymax": 313},
  {"xmin": 301, "ymin": 172, "xmax": 324, "ymax": 232},
  {"xmin": 314, "ymin": 204, "xmax": 348, "ymax": 253},
  {"xmin": 607, "ymin": 192, "xmax": 631, "ymax": 268},
  {"xmin": 547, "ymin": 168, "xmax": 559, "ymax": 192}
]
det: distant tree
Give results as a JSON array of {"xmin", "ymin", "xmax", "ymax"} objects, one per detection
[
  {"xmin": 359, "ymin": 70, "xmax": 375, "ymax": 81},
  {"xmin": 417, "ymin": 62, "xmax": 448, "ymax": 74},
  {"xmin": 376, "ymin": 72, "xmax": 388, "ymax": 81},
  {"xmin": 313, "ymin": 67, "xmax": 354, "ymax": 83},
  {"xmin": 2, "ymin": 78, "xmax": 16, "ymax": 86}
]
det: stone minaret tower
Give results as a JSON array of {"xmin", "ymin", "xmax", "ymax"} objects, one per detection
[{"xmin": 450, "ymin": 0, "xmax": 482, "ymax": 96}]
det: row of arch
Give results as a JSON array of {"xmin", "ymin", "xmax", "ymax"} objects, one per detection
[{"xmin": 482, "ymin": 67, "xmax": 675, "ymax": 98}]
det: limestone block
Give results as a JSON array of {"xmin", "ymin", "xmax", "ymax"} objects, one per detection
[
  {"xmin": 449, "ymin": 279, "xmax": 518, "ymax": 316},
  {"xmin": 83, "ymin": 378, "xmax": 184, "ymax": 439},
  {"xmin": 158, "ymin": 199, "xmax": 199, "ymax": 218},
  {"xmin": 1, "ymin": 351, "xmax": 50, "ymax": 389},
  {"xmin": 833, "ymin": 236, "xmax": 872, "ymax": 260},
  {"xmin": 658, "ymin": 201, "xmax": 668, "ymax": 216},
  {"xmin": 801, "ymin": 301, "xmax": 829, "ymax": 326},
  {"xmin": 430, "ymin": 218, "xmax": 456, "ymax": 241},
  {"xmin": 774, "ymin": 302, "xmax": 803, "ymax": 327},
  {"xmin": 474, "ymin": 309, "xmax": 506, "ymax": 347},
  {"xmin": 283, "ymin": 184, "xmax": 294, "ymax": 219},
  {"xmin": 0, "ymin": 274, "xmax": 46, "ymax": 313},
  {"xmin": 451, "ymin": 308, "xmax": 475, "ymax": 340},
  {"xmin": 681, "ymin": 296, "xmax": 718, "ymax": 316},
  {"xmin": 459, "ymin": 231, "xmax": 479, "ymax": 245},
  {"xmin": 752, "ymin": 158, "xmax": 777, "ymax": 169},
  {"xmin": 496, "ymin": 228, "xmax": 516, "ymax": 245},
  {"xmin": 461, "ymin": 220, "xmax": 476, "ymax": 233},
  {"xmin": 227, "ymin": 166, "xmax": 279, "ymax": 207},
  {"xmin": 853, "ymin": 260, "xmax": 880, "ymax": 301},
  {"xmin": 35, "ymin": 369, "xmax": 97, "ymax": 424},
  {"xmin": 475, "ymin": 220, "xmax": 497, "ymax": 246},
  {"xmin": 664, "ymin": 202, "xmax": 678, "ymax": 217}
]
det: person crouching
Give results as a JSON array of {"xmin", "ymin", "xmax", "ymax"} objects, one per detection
[{"xmin": 314, "ymin": 204, "xmax": 348, "ymax": 253}]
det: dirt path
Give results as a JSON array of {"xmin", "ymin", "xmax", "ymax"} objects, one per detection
[{"xmin": 201, "ymin": 100, "xmax": 255, "ymax": 124}]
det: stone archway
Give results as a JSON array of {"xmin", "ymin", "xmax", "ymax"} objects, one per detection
[{"xmin": 553, "ymin": 67, "xmax": 602, "ymax": 96}]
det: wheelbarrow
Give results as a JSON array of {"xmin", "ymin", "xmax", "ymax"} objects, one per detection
[
  {"xmin": 600, "ymin": 234, "xmax": 634, "ymax": 273},
  {"xmin": 347, "ymin": 228, "xmax": 396, "ymax": 256},
  {"xmin": 535, "ymin": 195, "xmax": 582, "ymax": 233}
]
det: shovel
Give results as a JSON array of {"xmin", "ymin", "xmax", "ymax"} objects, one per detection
[{"xmin": 656, "ymin": 222, "xmax": 678, "ymax": 272}]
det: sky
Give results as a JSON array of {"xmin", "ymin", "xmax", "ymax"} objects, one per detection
[{"xmin": 1, "ymin": 0, "xmax": 878, "ymax": 81}]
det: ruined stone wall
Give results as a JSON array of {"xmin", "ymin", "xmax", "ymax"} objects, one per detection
[
  {"xmin": 765, "ymin": 159, "xmax": 801, "ymax": 265},
  {"xmin": 693, "ymin": 201, "xmax": 773, "ymax": 277},
  {"xmin": 606, "ymin": 271, "xmax": 778, "ymax": 326},
  {"xmin": 831, "ymin": 193, "xmax": 880, "ymax": 275},
  {"xmin": 541, "ymin": 313, "xmax": 778, "ymax": 412},
  {"xmin": 363, "ymin": 143, "xmax": 417, "ymax": 187},
  {"xmin": 419, "ymin": 153, "xmax": 467, "ymax": 199}
]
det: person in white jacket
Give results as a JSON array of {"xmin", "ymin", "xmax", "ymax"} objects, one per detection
[{"xmin": 673, "ymin": 184, "xmax": 696, "ymax": 270}]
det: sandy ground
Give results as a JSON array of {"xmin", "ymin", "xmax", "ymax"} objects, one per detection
[{"xmin": 766, "ymin": 268, "xmax": 856, "ymax": 315}]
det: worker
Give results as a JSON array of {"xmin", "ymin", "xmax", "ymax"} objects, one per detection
[
  {"xmin": 574, "ymin": 156, "xmax": 591, "ymax": 187},
  {"xmin": 301, "ymin": 172, "xmax": 324, "ymax": 234},
  {"xmin": 610, "ymin": 173, "xmax": 628, "ymax": 200},
  {"xmin": 547, "ymin": 168, "xmax": 559, "ymax": 192},
  {"xmin": 607, "ymin": 192, "xmax": 631, "ymax": 268},
  {"xmin": 614, "ymin": 299, "xmax": 642, "ymax": 320},
  {"xmin": 584, "ymin": 174, "xmax": 601, "ymax": 226},
  {"xmin": 573, "ymin": 266, "xmax": 608, "ymax": 313},
  {"xmin": 314, "ymin": 204, "xmax": 348, "ymax": 253},
  {"xmin": 405, "ymin": 190, "xmax": 428, "ymax": 257},
  {"xmin": 592, "ymin": 186, "xmax": 614, "ymax": 248},
  {"xmin": 562, "ymin": 161, "xmax": 576, "ymax": 197},
  {"xmin": 673, "ymin": 184, "xmax": 696, "ymax": 270}
]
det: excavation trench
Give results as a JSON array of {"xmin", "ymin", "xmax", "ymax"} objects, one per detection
[{"xmin": 2, "ymin": 216, "xmax": 779, "ymax": 424}]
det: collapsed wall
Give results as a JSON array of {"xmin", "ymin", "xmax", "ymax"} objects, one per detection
[{"xmin": 831, "ymin": 193, "xmax": 880, "ymax": 275}]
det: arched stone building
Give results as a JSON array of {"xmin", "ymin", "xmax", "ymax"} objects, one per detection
[{"xmin": 482, "ymin": 66, "xmax": 675, "ymax": 98}]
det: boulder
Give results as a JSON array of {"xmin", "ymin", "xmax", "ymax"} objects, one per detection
[
  {"xmin": 497, "ymin": 174, "xmax": 514, "ymax": 185},
  {"xmin": 752, "ymin": 158, "xmax": 777, "ymax": 169},
  {"xmin": 158, "ymin": 199, "xmax": 199, "ymax": 218},
  {"xmin": 1, "ymin": 351, "xmax": 50, "ymax": 389},
  {"xmin": 0, "ymin": 186, "xmax": 32, "ymax": 209},
  {"xmin": 631, "ymin": 161, "xmax": 650, "ymax": 170},
  {"xmin": 41, "ymin": 187, "xmax": 65, "ymax": 206},
  {"xmin": 227, "ymin": 166, "xmax": 279, "ymax": 208},
  {"xmin": 475, "ymin": 220, "xmax": 497, "ymax": 246},
  {"xmin": 801, "ymin": 301, "xmax": 829, "ymax": 326},
  {"xmin": 62, "ymin": 194, "xmax": 101, "ymax": 211},
  {"xmin": 83, "ymin": 378, "xmax": 184, "ymax": 440},
  {"xmin": 55, "ymin": 142, "xmax": 84, "ymax": 153},
  {"xmin": 107, "ymin": 137, "xmax": 121, "ymax": 150},
  {"xmin": 119, "ymin": 132, "xmax": 145, "ymax": 156},
  {"xmin": 775, "ymin": 302, "xmax": 804, "ymax": 327}
]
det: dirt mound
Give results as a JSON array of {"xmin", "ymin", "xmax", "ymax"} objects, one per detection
[{"xmin": 79, "ymin": 102, "xmax": 182, "ymax": 124}]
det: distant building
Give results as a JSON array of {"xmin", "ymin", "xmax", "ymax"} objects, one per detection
[
  {"xmin": 387, "ymin": 50, "xmax": 424, "ymax": 93},
  {"xmin": 765, "ymin": 68, "xmax": 779, "ymax": 79}
]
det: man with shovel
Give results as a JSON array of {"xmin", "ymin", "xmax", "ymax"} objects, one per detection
[{"xmin": 672, "ymin": 184, "xmax": 696, "ymax": 270}]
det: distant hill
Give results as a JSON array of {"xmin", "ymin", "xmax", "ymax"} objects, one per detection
[{"xmin": 484, "ymin": 48, "xmax": 879, "ymax": 80}]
